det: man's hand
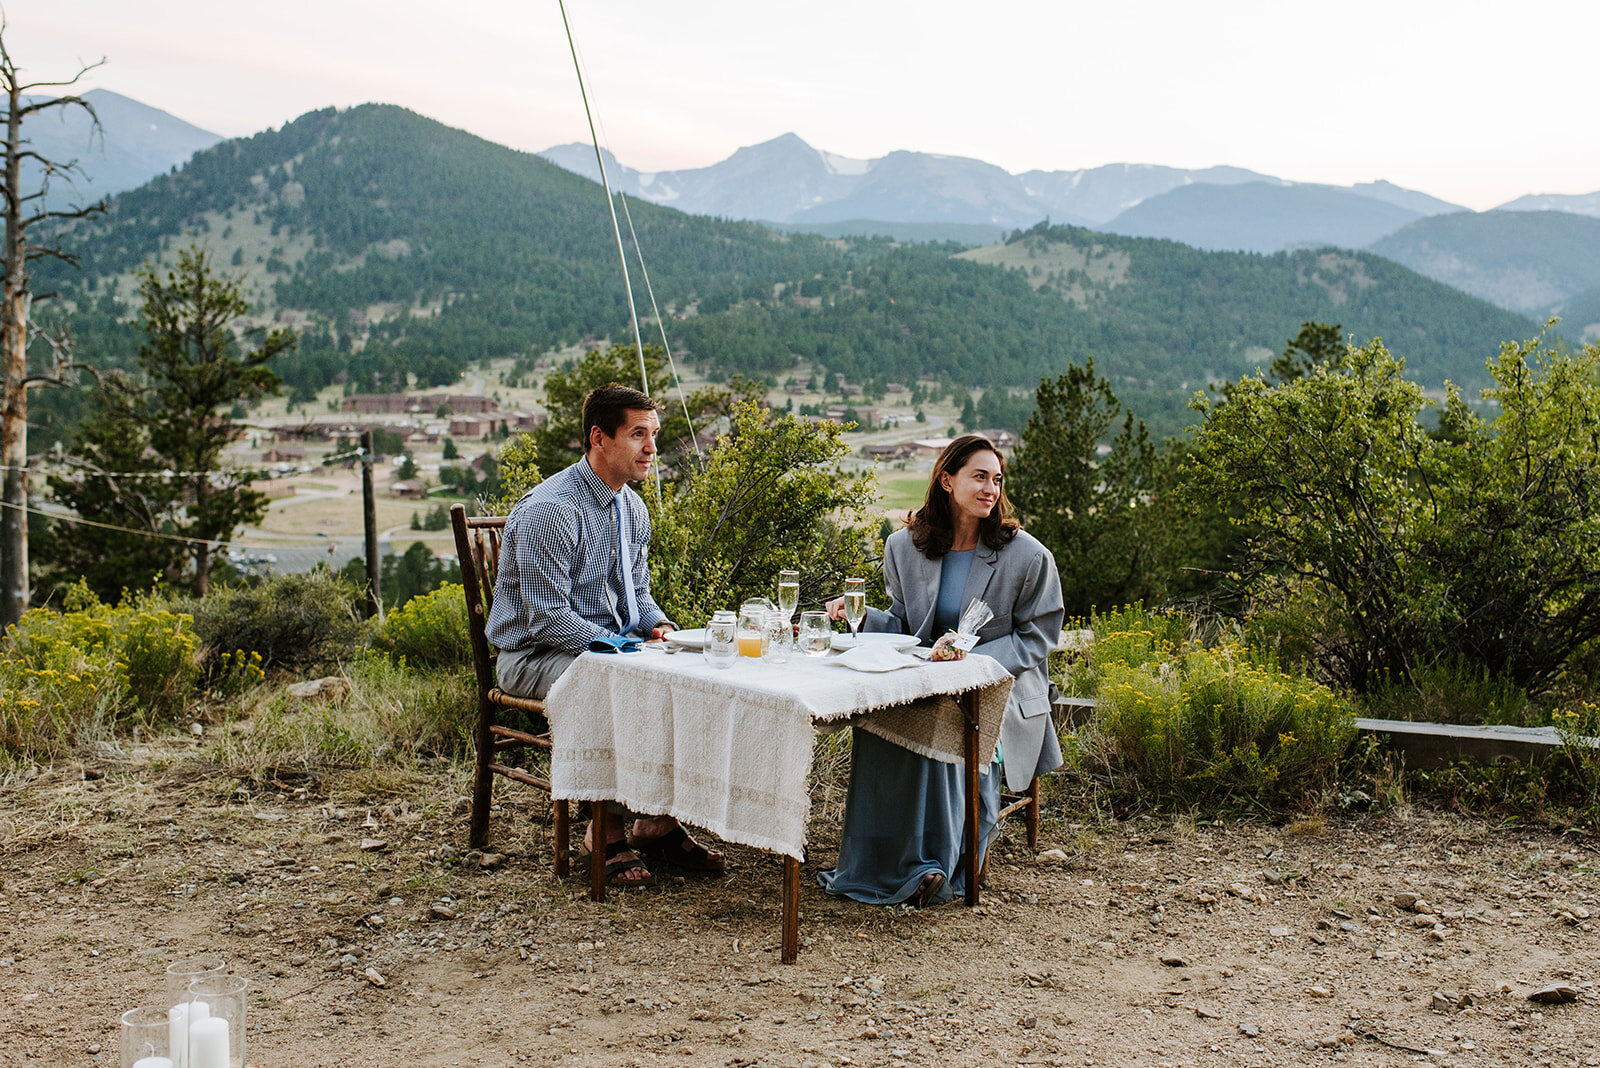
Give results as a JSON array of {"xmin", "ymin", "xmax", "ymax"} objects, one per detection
[
  {"xmin": 650, "ymin": 623, "xmax": 677, "ymax": 641},
  {"xmin": 824, "ymin": 596, "xmax": 846, "ymax": 622}
]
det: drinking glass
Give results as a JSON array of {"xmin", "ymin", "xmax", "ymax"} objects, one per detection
[
  {"xmin": 705, "ymin": 610, "xmax": 737, "ymax": 668},
  {"xmin": 165, "ymin": 954, "xmax": 226, "ymax": 1008},
  {"xmin": 798, "ymin": 611, "xmax": 832, "ymax": 657},
  {"xmin": 763, "ymin": 610, "xmax": 792, "ymax": 664},
  {"xmin": 188, "ymin": 974, "xmax": 249, "ymax": 1068},
  {"xmin": 120, "ymin": 1006, "xmax": 171, "ymax": 1068},
  {"xmin": 842, "ymin": 577, "xmax": 867, "ymax": 648},
  {"xmin": 776, "ymin": 569, "xmax": 800, "ymax": 623},
  {"xmin": 737, "ymin": 600, "xmax": 771, "ymax": 658}
]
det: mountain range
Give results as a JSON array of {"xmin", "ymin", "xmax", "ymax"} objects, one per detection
[
  {"xmin": 539, "ymin": 134, "xmax": 1485, "ymax": 244},
  {"xmin": 24, "ymin": 89, "xmax": 223, "ymax": 203},
  {"xmin": 539, "ymin": 133, "xmax": 1600, "ymax": 334},
  {"xmin": 35, "ymin": 89, "xmax": 1595, "ymax": 337},
  {"xmin": 32, "ymin": 103, "xmax": 1540, "ymax": 450}
]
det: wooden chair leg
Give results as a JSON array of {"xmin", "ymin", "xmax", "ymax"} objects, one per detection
[
  {"xmin": 553, "ymin": 799, "xmax": 569, "ymax": 877},
  {"xmin": 1025, "ymin": 777, "xmax": 1040, "ymax": 851},
  {"xmin": 781, "ymin": 855, "xmax": 800, "ymax": 964},
  {"xmin": 468, "ymin": 712, "xmax": 494, "ymax": 852},
  {"xmin": 589, "ymin": 806, "xmax": 608, "ymax": 902}
]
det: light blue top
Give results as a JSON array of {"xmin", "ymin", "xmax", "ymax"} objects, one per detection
[{"xmin": 933, "ymin": 549, "xmax": 975, "ymax": 638}]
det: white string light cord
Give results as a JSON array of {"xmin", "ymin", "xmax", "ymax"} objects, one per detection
[
  {"xmin": 0, "ymin": 461, "xmax": 275, "ymax": 479},
  {"xmin": 615, "ymin": 184, "xmax": 703, "ymax": 465},
  {"xmin": 556, "ymin": 0, "xmax": 649, "ymax": 397},
  {"xmin": 0, "ymin": 498, "xmax": 372, "ymax": 554},
  {"xmin": 556, "ymin": 1, "xmax": 703, "ymax": 471}
]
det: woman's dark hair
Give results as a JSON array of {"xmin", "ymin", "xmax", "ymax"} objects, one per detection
[{"xmin": 909, "ymin": 434, "xmax": 1019, "ymax": 558}]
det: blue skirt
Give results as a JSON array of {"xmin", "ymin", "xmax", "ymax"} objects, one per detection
[{"xmin": 817, "ymin": 727, "xmax": 1001, "ymax": 905}]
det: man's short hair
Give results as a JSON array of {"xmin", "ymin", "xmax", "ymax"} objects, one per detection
[{"xmin": 582, "ymin": 382, "xmax": 662, "ymax": 444}]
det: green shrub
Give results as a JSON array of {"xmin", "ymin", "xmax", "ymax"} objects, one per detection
[
  {"xmin": 0, "ymin": 582, "xmax": 201, "ymax": 761},
  {"xmin": 1063, "ymin": 606, "xmax": 1356, "ymax": 812},
  {"xmin": 186, "ymin": 571, "xmax": 364, "ymax": 675},
  {"xmin": 208, "ymin": 649, "xmax": 267, "ymax": 700},
  {"xmin": 374, "ymin": 584, "xmax": 471, "ymax": 670},
  {"xmin": 1059, "ymin": 603, "xmax": 1191, "ymax": 697},
  {"xmin": 1360, "ymin": 659, "xmax": 1535, "ymax": 727}
]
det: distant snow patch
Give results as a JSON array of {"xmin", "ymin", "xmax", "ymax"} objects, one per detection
[{"xmin": 821, "ymin": 151, "xmax": 870, "ymax": 176}]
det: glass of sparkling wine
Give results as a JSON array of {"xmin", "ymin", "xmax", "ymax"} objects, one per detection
[
  {"xmin": 843, "ymin": 577, "xmax": 866, "ymax": 648},
  {"xmin": 776, "ymin": 569, "xmax": 800, "ymax": 623}
]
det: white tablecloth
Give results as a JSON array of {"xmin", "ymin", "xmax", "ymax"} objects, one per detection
[{"xmin": 544, "ymin": 649, "xmax": 1014, "ymax": 859}]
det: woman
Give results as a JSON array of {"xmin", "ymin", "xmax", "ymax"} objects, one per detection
[{"xmin": 819, "ymin": 435, "xmax": 1064, "ymax": 906}]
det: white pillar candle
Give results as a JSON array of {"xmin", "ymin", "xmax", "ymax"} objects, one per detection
[
  {"xmin": 133, "ymin": 1059, "xmax": 175, "ymax": 1068},
  {"xmin": 188, "ymin": 1016, "xmax": 229, "ymax": 1068},
  {"xmin": 168, "ymin": 1004, "xmax": 189, "ymax": 1068},
  {"xmin": 189, "ymin": 1001, "xmax": 211, "ymax": 1023}
]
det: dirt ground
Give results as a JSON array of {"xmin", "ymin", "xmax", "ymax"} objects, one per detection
[{"xmin": 2, "ymin": 742, "xmax": 1596, "ymax": 1068}]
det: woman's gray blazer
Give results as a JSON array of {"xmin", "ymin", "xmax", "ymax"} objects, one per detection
[{"xmin": 863, "ymin": 527, "xmax": 1065, "ymax": 791}]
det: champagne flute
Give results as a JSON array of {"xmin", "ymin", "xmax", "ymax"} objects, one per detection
[
  {"xmin": 776, "ymin": 569, "xmax": 800, "ymax": 623},
  {"xmin": 842, "ymin": 577, "xmax": 866, "ymax": 648}
]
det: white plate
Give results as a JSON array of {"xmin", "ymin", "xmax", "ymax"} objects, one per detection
[
  {"xmin": 826, "ymin": 644, "xmax": 921, "ymax": 672},
  {"xmin": 831, "ymin": 632, "xmax": 919, "ymax": 652},
  {"xmin": 665, "ymin": 628, "xmax": 708, "ymax": 651}
]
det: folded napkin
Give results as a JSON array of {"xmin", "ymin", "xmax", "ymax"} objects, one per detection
[
  {"xmin": 588, "ymin": 635, "xmax": 644, "ymax": 654},
  {"xmin": 826, "ymin": 643, "xmax": 920, "ymax": 672}
]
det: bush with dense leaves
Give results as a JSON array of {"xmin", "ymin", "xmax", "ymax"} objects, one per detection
[
  {"xmin": 185, "ymin": 571, "xmax": 364, "ymax": 675},
  {"xmin": 1061, "ymin": 604, "xmax": 1356, "ymax": 811},
  {"xmin": 374, "ymin": 584, "xmax": 471, "ymax": 670},
  {"xmin": 1, "ymin": 582, "xmax": 202, "ymax": 764}
]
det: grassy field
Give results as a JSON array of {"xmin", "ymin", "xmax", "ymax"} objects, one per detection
[
  {"xmin": 258, "ymin": 493, "xmax": 466, "ymax": 537},
  {"xmin": 878, "ymin": 473, "xmax": 930, "ymax": 513}
]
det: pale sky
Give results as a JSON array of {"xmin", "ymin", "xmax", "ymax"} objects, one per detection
[{"xmin": 10, "ymin": 0, "xmax": 1598, "ymax": 211}]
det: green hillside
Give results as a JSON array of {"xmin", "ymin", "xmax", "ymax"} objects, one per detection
[
  {"xmin": 1370, "ymin": 210, "xmax": 1600, "ymax": 316},
  {"xmin": 675, "ymin": 224, "xmax": 1536, "ymax": 430},
  {"xmin": 35, "ymin": 105, "xmax": 1538, "ymax": 439}
]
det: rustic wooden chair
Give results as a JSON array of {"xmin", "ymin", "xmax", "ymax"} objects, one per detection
[
  {"xmin": 998, "ymin": 779, "xmax": 1042, "ymax": 851},
  {"xmin": 451, "ymin": 503, "xmax": 570, "ymax": 873}
]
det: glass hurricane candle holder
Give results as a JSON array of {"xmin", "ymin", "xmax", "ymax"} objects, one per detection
[
  {"xmin": 187, "ymin": 974, "xmax": 249, "ymax": 1068},
  {"xmin": 164, "ymin": 954, "xmax": 226, "ymax": 1008},
  {"xmin": 120, "ymin": 1006, "xmax": 171, "ymax": 1068}
]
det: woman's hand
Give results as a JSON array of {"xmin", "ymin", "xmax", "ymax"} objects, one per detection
[{"xmin": 824, "ymin": 595, "xmax": 846, "ymax": 621}]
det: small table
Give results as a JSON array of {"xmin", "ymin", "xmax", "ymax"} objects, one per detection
[{"xmin": 544, "ymin": 646, "xmax": 1014, "ymax": 962}]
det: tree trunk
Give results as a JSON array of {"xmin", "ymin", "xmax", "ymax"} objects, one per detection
[
  {"xmin": 0, "ymin": 288, "xmax": 26, "ymax": 628},
  {"xmin": 0, "ymin": 81, "xmax": 27, "ymax": 631}
]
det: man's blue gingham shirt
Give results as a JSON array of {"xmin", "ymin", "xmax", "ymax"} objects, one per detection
[{"xmin": 485, "ymin": 457, "xmax": 669, "ymax": 655}]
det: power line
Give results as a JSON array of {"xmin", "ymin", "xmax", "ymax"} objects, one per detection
[{"xmin": 0, "ymin": 497, "xmax": 371, "ymax": 553}]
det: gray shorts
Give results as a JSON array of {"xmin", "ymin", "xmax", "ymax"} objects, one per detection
[
  {"xmin": 495, "ymin": 644, "xmax": 635, "ymax": 822},
  {"xmin": 495, "ymin": 644, "xmax": 578, "ymax": 700}
]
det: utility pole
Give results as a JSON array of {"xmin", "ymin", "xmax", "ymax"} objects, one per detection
[{"xmin": 360, "ymin": 429, "xmax": 381, "ymax": 620}]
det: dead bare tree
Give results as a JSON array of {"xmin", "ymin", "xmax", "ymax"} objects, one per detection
[{"xmin": 0, "ymin": 25, "xmax": 107, "ymax": 629}]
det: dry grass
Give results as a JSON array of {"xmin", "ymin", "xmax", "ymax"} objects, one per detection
[{"xmin": 205, "ymin": 657, "xmax": 473, "ymax": 782}]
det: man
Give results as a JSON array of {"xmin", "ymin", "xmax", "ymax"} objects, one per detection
[{"xmin": 487, "ymin": 382, "xmax": 724, "ymax": 887}]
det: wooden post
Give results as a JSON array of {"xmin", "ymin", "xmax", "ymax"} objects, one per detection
[
  {"xmin": 360, "ymin": 430, "xmax": 382, "ymax": 620},
  {"xmin": 963, "ymin": 689, "xmax": 980, "ymax": 906},
  {"xmin": 781, "ymin": 855, "xmax": 800, "ymax": 965}
]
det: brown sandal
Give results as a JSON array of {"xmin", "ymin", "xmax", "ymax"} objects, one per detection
[
  {"xmin": 581, "ymin": 838, "xmax": 656, "ymax": 887},
  {"xmin": 910, "ymin": 871, "xmax": 946, "ymax": 908},
  {"xmin": 628, "ymin": 825, "xmax": 725, "ymax": 873}
]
